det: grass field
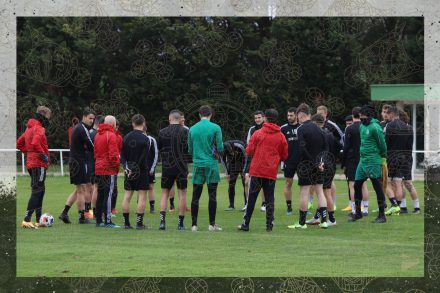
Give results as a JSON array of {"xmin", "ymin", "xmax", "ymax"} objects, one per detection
[{"xmin": 17, "ymin": 176, "xmax": 424, "ymax": 277}]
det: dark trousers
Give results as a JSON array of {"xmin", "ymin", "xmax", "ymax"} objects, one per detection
[
  {"xmin": 243, "ymin": 177, "xmax": 275, "ymax": 227},
  {"xmin": 191, "ymin": 183, "xmax": 218, "ymax": 226},
  {"xmin": 111, "ymin": 175, "xmax": 118, "ymax": 210},
  {"xmin": 96, "ymin": 175, "xmax": 116, "ymax": 224},
  {"xmin": 354, "ymin": 178, "xmax": 386, "ymax": 216},
  {"xmin": 228, "ymin": 172, "xmax": 246, "ymax": 207},
  {"xmin": 24, "ymin": 167, "xmax": 47, "ymax": 222}
]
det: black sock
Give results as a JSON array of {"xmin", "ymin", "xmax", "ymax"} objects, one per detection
[
  {"xmin": 389, "ymin": 197, "xmax": 398, "ymax": 206},
  {"xmin": 123, "ymin": 213, "xmax": 130, "ymax": 226},
  {"xmin": 78, "ymin": 210, "xmax": 85, "ymax": 220},
  {"xmin": 329, "ymin": 211, "xmax": 335, "ymax": 223},
  {"xmin": 286, "ymin": 200, "xmax": 292, "ymax": 211},
  {"xmin": 396, "ymin": 200, "xmax": 401, "ymax": 206},
  {"xmin": 149, "ymin": 200, "xmax": 155, "ymax": 209},
  {"xmin": 170, "ymin": 198, "xmax": 175, "ymax": 208},
  {"xmin": 320, "ymin": 207, "xmax": 328, "ymax": 223},
  {"xmin": 85, "ymin": 202, "xmax": 91, "ymax": 211},
  {"xmin": 62, "ymin": 205, "xmax": 71, "ymax": 215},
  {"xmin": 178, "ymin": 215, "xmax": 184, "ymax": 226},
  {"xmin": 299, "ymin": 210, "xmax": 307, "ymax": 225},
  {"xmin": 313, "ymin": 209, "xmax": 321, "ymax": 220},
  {"xmin": 160, "ymin": 211, "xmax": 166, "ymax": 223},
  {"xmin": 35, "ymin": 207, "xmax": 42, "ymax": 223},
  {"xmin": 136, "ymin": 213, "xmax": 144, "ymax": 226}
]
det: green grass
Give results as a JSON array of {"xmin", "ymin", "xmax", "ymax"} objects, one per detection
[{"xmin": 16, "ymin": 176, "xmax": 424, "ymax": 277}]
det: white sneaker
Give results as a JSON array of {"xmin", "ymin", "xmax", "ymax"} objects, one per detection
[
  {"xmin": 208, "ymin": 224, "xmax": 222, "ymax": 231},
  {"xmin": 260, "ymin": 205, "xmax": 266, "ymax": 212},
  {"xmin": 305, "ymin": 218, "xmax": 320, "ymax": 225},
  {"xmin": 241, "ymin": 205, "xmax": 247, "ymax": 212},
  {"xmin": 327, "ymin": 220, "xmax": 337, "ymax": 227},
  {"xmin": 191, "ymin": 225, "xmax": 198, "ymax": 232}
]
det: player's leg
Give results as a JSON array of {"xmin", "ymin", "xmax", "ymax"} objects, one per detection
[
  {"xmin": 361, "ymin": 181, "xmax": 369, "ymax": 215},
  {"xmin": 323, "ymin": 186, "xmax": 335, "ymax": 225},
  {"xmin": 349, "ymin": 163, "xmax": 367, "ymax": 222},
  {"xmin": 159, "ymin": 175, "xmax": 174, "ymax": 230},
  {"xmin": 92, "ymin": 183, "xmax": 97, "ymax": 218},
  {"xmin": 308, "ymin": 185, "xmax": 315, "ymax": 210},
  {"xmin": 289, "ymin": 185, "xmax": 311, "ymax": 229},
  {"xmin": 22, "ymin": 168, "xmax": 43, "ymax": 228},
  {"xmin": 111, "ymin": 175, "xmax": 118, "ymax": 215},
  {"xmin": 225, "ymin": 172, "xmax": 238, "ymax": 210},
  {"xmin": 348, "ymin": 181, "xmax": 355, "ymax": 213},
  {"xmin": 207, "ymin": 182, "xmax": 219, "ymax": 230},
  {"xmin": 59, "ymin": 190, "xmax": 76, "ymax": 224},
  {"xmin": 260, "ymin": 189, "xmax": 266, "ymax": 212},
  {"xmin": 315, "ymin": 183, "xmax": 329, "ymax": 229},
  {"xmin": 177, "ymin": 174, "xmax": 188, "ymax": 230},
  {"xmin": 122, "ymin": 190, "xmax": 134, "ymax": 228},
  {"xmin": 148, "ymin": 174, "xmax": 156, "ymax": 214},
  {"xmin": 83, "ymin": 183, "xmax": 93, "ymax": 219},
  {"xmin": 34, "ymin": 167, "xmax": 47, "ymax": 224},
  {"xmin": 331, "ymin": 181, "xmax": 337, "ymax": 210},
  {"xmin": 370, "ymin": 176, "xmax": 387, "ymax": 222},
  {"xmin": 262, "ymin": 178, "xmax": 276, "ymax": 231},
  {"xmin": 242, "ymin": 173, "xmax": 250, "ymax": 211},
  {"xmin": 284, "ymin": 166, "xmax": 294, "ymax": 215},
  {"xmin": 403, "ymin": 180, "xmax": 421, "ymax": 214},
  {"xmin": 135, "ymin": 190, "xmax": 147, "ymax": 229},
  {"xmin": 76, "ymin": 184, "xmax": 88, "ymax": 224},
  {"xmin": 95, "ymin": 176, "xmax": 106, "ymax": 227},
  {"xmin": 191, "ymin": 166, "xmax": 206, "ymax": 231},
  {"xmin": 104, "ymin": 175, "xmax": 119, "ymax": 227},
  {"xmin": 239, "ymin": 177, "xmax": 262, "ymax": 231}
]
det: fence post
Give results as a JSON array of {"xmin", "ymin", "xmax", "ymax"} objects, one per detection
[
  {"xmin": 21, "ymin": 152, "xmax": 25, "ymax": 175},
  {"xmin": 60, "ymin": 150, "xmax": 64, "ymax": 176}
]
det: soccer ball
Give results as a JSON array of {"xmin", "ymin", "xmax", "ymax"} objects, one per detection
[{"xmin": 39, "ymin": 213, "xmax": 54, "ymax": 227}]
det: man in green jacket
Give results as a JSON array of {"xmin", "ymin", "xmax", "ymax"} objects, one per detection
[
  {"xmin": 188, "ymin": 105, "xmax": 224, "ymax": 232},
  {"xmin": 349, "ymin": 105, "xmax": 390, "ymax": 224}
]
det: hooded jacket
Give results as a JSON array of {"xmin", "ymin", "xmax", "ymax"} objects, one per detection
[
  {"xmin": 359, "ymin": 118, "xmax": 387, "ymax": 165},
  {"xmin": 246, "ymin": 122, "xmax": 288, "ymax": 180},
  {"xmin": 16, "ymin": 114, "xmax": 49, "ymax": 169},
  {"xmin": 94, "ymin": 124, "xmax": 120, "ymax": 175}
]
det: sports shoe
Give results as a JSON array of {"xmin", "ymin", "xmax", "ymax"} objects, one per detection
[
  {"xmin": 413, "ymin": 208, "xmax": 421, "ymax": 214},
  {"xmin": 169, "ymin": 207, "xmax": 175, "ymax": 212},
  {"xmin": 286, "ymin": 210, "xmax": 293, "ymax": 216},
  {"xmin": 241, "ymin": 205, "xmax": 247, "ymax": 212},
  {"xmin": 178, "ymin": 225, "xmax": 185, "ymax": 231},
  {"xmin": 348, "ymin": 213, "xmax": 363, "ymax": 222},
  {"xmin": 21, "ymin": 221, "xmax": 37, "ymax": 229},
  {"xmin": 319, "ymin": 221, "xmax": 329, "ymax": 229},
  {"xmin": 287, "ymin": 222, "xmax": 307, "ymax": 229},
  {"xmin": 372, "ymin": 216, "xmax": 387, "ymax": 223},
  {"xmin": 385, "ymin": 206, "xmax": 400, "ymax": 216},
  {"xmin": 327, "ymin": 220, "xmax": 337, "ymax": 227},
  {"xmin": 400, "ymin": 207, "xmax": 408, "ymax": 214},
  {"xmin": 224, "ymin": 206, "xmax": 235, "ymax": 211},
  {"xmin": 305, "ymin": 218, "xmax": 320, "ymax": 225},
  {"xmin": 124, "ymin": 225, "xmax": 133, "ymax": 229},
  {"xmin": 96, "ymin": 223, "xmax": 105, "ymax": 227},
  {"xmin": 191, "ymin": 225, "xmax": 198, "ymax": 232},
  {"xmin": 84, "ymin": 211, "xmax": 93, "ymax": 220},
  {"xmin": 111, "ymin": 208, "xmax": 118, "ymax": 215},
  {"xmin": 237, "ymin": 224, "xmax": 249, "ymax": 231},
  {"xmin": 307, "ymin": 202, "xmax": 314, "ymax": 210},
  {"xmin": 159, "ymin": 222, "xmax": 166, "ymax": 230},
  {"xmin": 208, "ymin": 224, "xmax": 222, "ymax": 231},
  {"xmin": 341, "ymin": 205, "xmax": 352, "ymax": 212},
  {"xmin": 58, "ymin": 213, "xmax": 71, "ymax": 224},
  {"xmin": 136, "ymin": 225, "xmax": 147, "ymax": 230},
  {"xmin": 266, "ymin": 225, "xmax": 273, "ymax": 232},
  {"xmin": 362, "ymin": 212, "xmax": 369, "ymax": 217},
  {"xmin": 79, "ymin": 218, "xmax": 94, "ymax": 224},
  {"xmin": 260, "ymin": 205, "xmax": 266, "ymax": 212},
  {"xmin": 104, "ymin": 222, "xmax": 120, "ymax": 228}
]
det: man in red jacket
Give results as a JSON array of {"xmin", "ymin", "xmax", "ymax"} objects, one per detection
[
  {"xmin": 238, "ymin": 109, "xmax": 288, "ymax": 232},
  {"xmin": 17, "ymin": 106, "xmax": 52, "ymax": 228},
  {"xmin": 94, "ymin": 115, "xmax": 121, "ymax": 228}
]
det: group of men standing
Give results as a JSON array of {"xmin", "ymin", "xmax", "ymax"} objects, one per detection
[{"xmin": 18, "ymin": 101, "xmax": 420, "ymax": 231}]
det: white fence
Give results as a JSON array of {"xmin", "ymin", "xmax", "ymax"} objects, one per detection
[{"xmin": 0, "ymin": 148, "xmax": 431, "ymax": 178}]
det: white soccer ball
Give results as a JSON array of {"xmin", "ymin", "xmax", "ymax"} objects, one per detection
[{"xmin": 39, "ymin": 213, "xmax": 54, "ymax": 227}]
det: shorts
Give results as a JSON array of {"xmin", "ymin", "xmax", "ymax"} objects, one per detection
[
  {"xmin": 297, "ymin": 161, "xmax": 324, "ymax": 186},
  {"xmin": 355, "ymin": 163, "xmax": 382, "ymax": 181},
  {"xmin": 149, "ymin": 173, "xmax": 156, "ymax": 184},
  {"xmin": 323, "ymin": 165, "xmax": 336, "ymax": 189},
  {"xmin": 192, "ymin": 164, "xmax": 220, "ymax": 185},
  {"xmin": 388, "ymin": 161, "xmax": 412, "ymax": 181},
  {"xmin": 283, "ymin": 165, "xmax": 297, "ymax": 179},
  {"xmin": 344, "ymin": 161, "xmax": 359, "ymax": 182},
  {"xmin": 124, "ymin": 171, "xmax": 149, "ymax": 191},
  {"xmin": 69, "ymin": 159, "xmax": 90, "ymax": 185},
  {"xmin": 161, "ymin": 173, "xmax": 188, "ymax": 190}
]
